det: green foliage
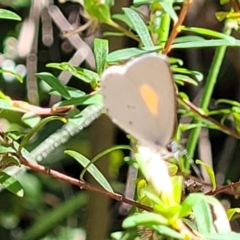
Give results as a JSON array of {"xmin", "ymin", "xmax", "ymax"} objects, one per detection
[
  {"xmin": 0, "ymin": 172, "xmax": 23, "ymax": 197},
  {"xmin": 0, "ymin": 9, "xmax": 21, "ymax": 21},
  {"xmin": 65, "ymin": 150, "xmax": 113, "ymax": 192},
  {"xmin": 46, "ymin": 62, "xmax": 100, "ymax": 86},
  {"xmin": 93, "ymin": 38, "xmax": 108, "ymax": 75},
  {"xmin": 36, "ymin": 73, "xmax": 71, "ymax": 100},
  {"xmin": 2, "ymin": 0, "xmax": 240, "ymax": 239}
]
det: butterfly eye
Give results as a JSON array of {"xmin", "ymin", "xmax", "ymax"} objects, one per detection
[{"xmin": 166, "ymin": 141, "xmax": 179, "ymax": 153}]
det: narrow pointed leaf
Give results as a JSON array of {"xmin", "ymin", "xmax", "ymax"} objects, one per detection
[
  {"xmin": 123, "ymin": 8, "xmax": 154, "ymax": 47},
  {"xmin": 36, "ymin": 72, "xmax": 71, "ymax": 99},
  {"xmin": 0, "ymin": 172, "xmax": 24, "ymax": 197},
  {"xmin": 0, "ymin": 9, "xmax": 21, "ymax": 21},
  {"xmin": 93, "ymin": 38, "xmax": 108, "ymax": 75},
  {"xmin": 65, "ymin": 150, "xmax": 113, "ymax": 192}
]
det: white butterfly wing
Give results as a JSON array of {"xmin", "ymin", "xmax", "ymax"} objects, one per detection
[{"xmin": 101, "ymin": 54, "xmax": 176, "ymax": 147}]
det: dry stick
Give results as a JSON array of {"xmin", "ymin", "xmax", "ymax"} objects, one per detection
[
  {"xmin": 17, "ymin": 153, "xmax": 152, "ymax": 212},
  {"xmin": 207, "ymin": 181, "xmax": 240, "ymax": 196},
  {"xmin": 179, "ymin": 96, "xmax": 240, "ymax": 140},
  {"xmin": 230, "ymin": 0, "xmax": 240, "ymax": 12},
  {"xmin": 163, "ymin": 0, "xmax": 192, "ymax": 54},
  {"xmin": 188, "ymin": 175, "xmax": 240, "ymax": 197}
]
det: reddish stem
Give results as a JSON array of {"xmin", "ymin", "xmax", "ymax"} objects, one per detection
[
  {"xmin": 163, "ymin": 0, "xmax": 192, "ymax": 54},
  {"xmin": 18, "ymin": 154, "xmax": 152, "ymax": 212}
]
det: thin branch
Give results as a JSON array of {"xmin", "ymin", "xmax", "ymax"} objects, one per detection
[
  {"xmin": 178, "ymin": 96, "xmax": 240, "ymax": 140},
  {"xmin": 163, "ymin": 0, "xmax": 192, "ymax": 54},
  {"xmin": 16, "ymin": 152, "xmax": 152, "ymax": 212},
  {"xmin": 207, "ymin": 180, "xmax": 240, "ymax": 196},
  {"xmin": 230, "ymin": 0, "xmax": 240, "ymax": 12}
]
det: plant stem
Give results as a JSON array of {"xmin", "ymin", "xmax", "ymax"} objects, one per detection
[
  {"xmin": 178, "ymin": 96, "xmax": 240, "ymax": 139},
  {"xmin": 163, "ymin": 0, "xmax": 192, "ymax": 54},
  {"xmin": 158, "ymin": 11, "xmax": 171, "ymax": 47},
  {"xmin": 187, "ymin": 21, "xmax": 233, "ymax": 159},
  {"xmin": 17, "ymin": 152, "xmax": 152, "ymax": 212},
  {"xmin": 149, "ymin": 2, "xmax": 171, "ymax": 47}
]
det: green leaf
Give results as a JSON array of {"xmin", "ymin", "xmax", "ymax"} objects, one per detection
[
  {"xmin": 204, "ymin": 196, "xmax": 231, "ymax": 233},
  {"xmin": 172, "ymin": 176, "xmax": 183, "ymax": 204},
  {"xmin": 112, "ymin": 13, "xmax": 133, "ymax": 29},
  {"xmin": 183, "ymin": 218, "xmax": 198, "ymax": 232},
  {"xmin": 80, "ymin": 145, "xmax": 132, "ymax": 180},
  {"xmin": 160, "ymin": 2, "xmax": 178, "ymax": 23},
  {"xmin": 219, "ymin": 0, "xmax": 229, "ymax": 5},
  {"xmin": 181, "ymin": 26, "xmax": 236, "ymax": 42},
  {"xmin": 173, "ymin": 67, "xmax": 203, "ymax": 81},
  {"xmin": 0, "ymin": 156, "xmax": 20, "ymax": 168},
  {"xmin": 192, "ymin": 195, "xmax": 215, "ymax": 234},
  {"xmin": 180, "ymin": 193, "xmax": 202, "ymax": 218},
  {"xmin": 93, "ymin": 38, "xmax": 108, "ymax": 75},
  {"xmin": 232, "ymin": 107, "xmax": 240, "ymax": 133},
  {"xmin": 19, "ymin": 116, "xmax": 67, "ymax": 151},
  {"xmin": 57, "ymin": 93, "xmax": 103, "ymax": 107},
  {"xmin": 196, "ymin": 160, "xmax": 216, "ymax": 190},
  {"xmin": 167, "ymin": 162, "xmax": 178, "ymax": 176},
  {"xmin": 83, "ymin": 0, "xmax": 111, "ymax": 23},
  {"xmin": 111, "ymin": 230, "xmax": 137, "ymax": 240},
  {"xmin": 0, "ymin": 172, "xmax": 24, "ymax": 197},
  {"xmin": 36, "ymin": 72, "xmax": 71, "ymax": 99},
  {"xmin": 144, "ymin": 189, "xmax": 163, "ymax": 205},
  {"xmin": 0, "ymin": 69, "xmax": 23, "ymax": 83},
  {"xmin": 0, "ymin": 90, "xmax": 11, "ymax": 100},
  {"xmin": 133, "ymin": 0, "xmax": 152, "ymax": 6},
  {"xmin": 174, "ymin": 35, "xmax": 205, "ymax": 44},
  {"xmin": 227, "ymin": 208, "xmax": 240, "ymax": 220},
  {"xmin": 174, "ymin": 74, "xmax": 199, "ymax": 86},
  {"xmin": 50, "ymin": 86, "xmax": 85, "ymax": 98},
  {"xmin": 216, "ymin": 11, "xmax": 240, "ymax": 22},
  {"xmin": 103, "ymin": 32, "xmax": 125, "ymax": 37},
  {"xmin": 46, "ymin": 62, "xmax": 100, "ymax": 84},
  {"xmin": 21, "ymin": 112, "xmax": 41, "ymax": 128},
  {"xmin": 122, "ymin": 212, "xmax": 168, "ymax": 228},
  {"xmin": 169, "ymin": 57, "xmax": 184, "ymax": 66},
  {"xmin": 172, "ymin": 39, "xmax": 240, "ymax": 49},
  {"xmin": 65, "ymin": 150, "xmax": 113, "ymax": 192},
  {"xmin": 107, "ymin": 47, "xmax": 160, "ymax": 63},
  {"xmin": 0, "ymin": 9, "xmax": 21, "ymax": 21},
  {"xmin": 95, "ymin": 3, "xmax": 112, "ymax": 23},
  {"xmin": 67, "ymin": 104, "xmax": 103, "ymax": 129},
  {"xmin": 153, "ymin": 225, "xmax": 184, "ymax": 239},
  {"xmin": 0, "ymin": 145, "xmax": 16, "ymax": 154},
  {"xmin": 0, "ymin": 99, "xmax": 26, "ymax": 113},
  {"xmin": 216, "ymin": 99, "xmax": 240, "ymax": 107},
  {"xmin": 202, "ymin": 232, "xmax": 240, "ymax": 240},
  {"xmin": 178, "ymin": 123, "xmax": 209, "ymax": 132},
  {"xmin": 122, "ymin": 8, "xmax": 154, "ymax": 47}
]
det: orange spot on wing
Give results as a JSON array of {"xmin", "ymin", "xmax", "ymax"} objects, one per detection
[{"xmin": 139, "ymin": 84, "xmax": 159, "ymax": 116}]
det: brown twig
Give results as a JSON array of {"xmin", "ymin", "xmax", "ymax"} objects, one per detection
[
  {"xmin": 230, "ymin": 0, "xmax": 240, "ymax": 12},
  {"xmin": 16, "ymin": 152, "xmax": 152, "ymax": 212},
  {"xmin": 11, "ymin": 100, "xmax": 74, "ymax": 116},
  {"xmin": 16, "ymin": 150, "xmax": 200, "ymax": 239},
  {"xmin": 163, "ymin": 0, "xmax": 192, "ymax": 54},
  {"xmin": 178, "ymin": 95, "xmax": 240, "ymax": 140},
  {"xmin": 207, "ymin": 180, "xmax": 240, "ymax": 196},
  {"xmin": 188, "ymin": 175, "xmax": 240, "ymax": 196}
]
